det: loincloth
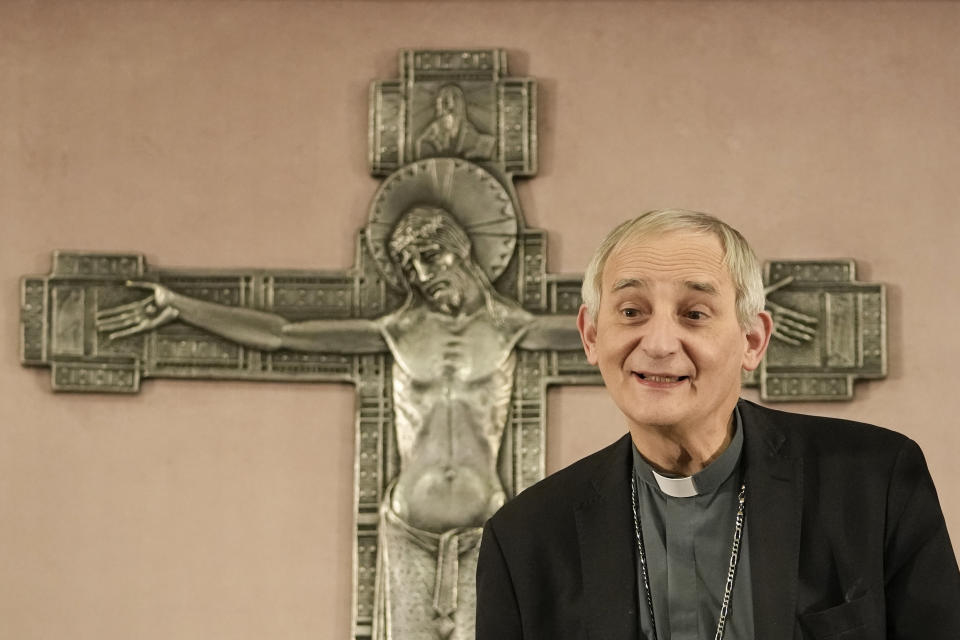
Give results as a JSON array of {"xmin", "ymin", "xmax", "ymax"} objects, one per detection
[{"xmin": 372, "ymin": 491, "xmax": 483, "ymax": 640}]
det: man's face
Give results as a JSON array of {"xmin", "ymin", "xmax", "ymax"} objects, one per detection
[
  {"xmin": 577, "ymin": 230, "xmax": 771, "ymax": 435},
  {"xmin": 399, "ymin": 240, "xmax": 475, "ymax": 315}
]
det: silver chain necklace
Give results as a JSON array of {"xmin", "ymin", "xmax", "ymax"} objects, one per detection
[{"xmin": 630, "ymin": 476, "xmax": 746, "ymax": 640}]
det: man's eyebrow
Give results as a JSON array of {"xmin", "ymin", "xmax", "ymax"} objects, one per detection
[
  {"xmin": 611, "ymin": 278, "xmax": 645, "ymax": 292},
  {"xmin": 610, "ymin": 278, "xmax": 719, "ymax": 294},
  {"xmin": 685, "ymin": 280, "xmax": 720, "ymax": 295}
]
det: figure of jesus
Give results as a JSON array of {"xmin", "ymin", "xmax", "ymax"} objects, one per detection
[
  {"xmin": 415, "ymin": 84, "xmax": 495, "ymax": 161},
  {"xmin": 97, "ymin": 205, "xmax": 580, "ymax": 640}
]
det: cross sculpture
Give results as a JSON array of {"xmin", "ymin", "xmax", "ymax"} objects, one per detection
[{"xmin": 19, "ymin": 49, "xmax": 886, "ymax": 640}]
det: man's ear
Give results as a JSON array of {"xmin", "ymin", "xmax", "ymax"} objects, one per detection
[
  {"xmin": 742, "ymin": 310, "xmax": 773, "ymax": 372},
  {"xmin": 577, "ymin": 304, "xmax": 600, "ymax": 366}
]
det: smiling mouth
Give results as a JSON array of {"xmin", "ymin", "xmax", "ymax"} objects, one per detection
[{"xmin": 635, "ymin": 373, "xmax": 689, "ymax": 383}]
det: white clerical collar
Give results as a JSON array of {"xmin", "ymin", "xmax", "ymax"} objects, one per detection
[
  {"xmin": 632, "ymin": 407, "xmax": 745, "ymax": 498},
  {"xmin": 650, "ymin": 471, "xmax": 699, "ymax": 498}
]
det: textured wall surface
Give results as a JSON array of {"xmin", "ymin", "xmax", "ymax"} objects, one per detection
[{"xmin": 2, "ymin": 2, "xmax": 958, "ymax": 638}]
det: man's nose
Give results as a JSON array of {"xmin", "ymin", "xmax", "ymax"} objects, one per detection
[{"xmin": 640, "ymin": 313, "xmax": 681, "ymax": 359}]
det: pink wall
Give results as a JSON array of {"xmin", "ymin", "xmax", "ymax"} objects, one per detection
[{"xmin": 2, "ymin": 2, "xmax": 958, "ymax": 637}]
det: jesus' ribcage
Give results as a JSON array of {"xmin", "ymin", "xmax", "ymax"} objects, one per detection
[{"xmin": 388, "ymin": 351, "xmax": 515, "ymax": 532}]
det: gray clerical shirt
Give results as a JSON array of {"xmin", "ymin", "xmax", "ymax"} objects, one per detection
[{"xmin": 632, "ymin": 408, "xmax": 754, "ymax": 640}]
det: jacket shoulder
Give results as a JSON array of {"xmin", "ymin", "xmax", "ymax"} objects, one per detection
[
  {"xmin": 739, "ymin": 398, "xmax": 916, "ymax": 461},
  {"xmin": 488, "ymin": 434, "xmax": 631, "ymax": 535}
]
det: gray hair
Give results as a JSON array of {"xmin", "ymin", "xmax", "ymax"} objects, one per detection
[{"xmin": 581, "ymin": 209, "xmax": 765, "ymax": 328}]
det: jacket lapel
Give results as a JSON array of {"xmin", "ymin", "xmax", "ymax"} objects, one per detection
[
  {"xmin": 740, "ymin": 399, "xmax": 803, "ymax": 640},
  {"xmin": 575, "ymin": 434, "xmax": 639, "ymax": 640}
]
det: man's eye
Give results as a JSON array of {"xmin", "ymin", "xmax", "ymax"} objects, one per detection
[
  {"xmin": 621, "ymin": 308, "xmax": 639, "ymax": 318},
  {"xmin": 685, "ymin": 310, "xmax": 708, "ymax": 320}
]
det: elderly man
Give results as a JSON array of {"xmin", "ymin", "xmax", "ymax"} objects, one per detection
[{"xmin": 475, "ymin": 209, "xmax": 960, "ymax": 639}]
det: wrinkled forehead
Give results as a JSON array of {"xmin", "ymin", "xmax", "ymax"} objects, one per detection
[{"xmin": 603, "ymin": 229, "xmax": 731, "ymax": 291}]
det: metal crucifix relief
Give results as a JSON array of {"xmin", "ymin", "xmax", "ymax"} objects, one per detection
[
  {"xmin": 21, "ymin": 49, "xmax": 595, "ymax": 640},
  {"xmin": 744, "ymin": 260, "xmax": 887, "ymax": 401},
  {"xmin": 19, "ymin": 48, "xmax": 887, "ymax": 640}
]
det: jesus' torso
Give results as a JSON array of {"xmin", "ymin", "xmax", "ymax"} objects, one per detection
[{"xmin": 379, "ymin": 300, "xmax": 531, "ymax": 533}]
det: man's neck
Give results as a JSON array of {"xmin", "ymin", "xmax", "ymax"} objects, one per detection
[{"xmin": 630, "ymin": 413, "xmax": 735, "ymax": 477}]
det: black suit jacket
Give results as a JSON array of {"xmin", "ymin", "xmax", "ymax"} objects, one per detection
[{"xmin": 476, "ymin": 399, "xmax": 960, "ymax": 639}]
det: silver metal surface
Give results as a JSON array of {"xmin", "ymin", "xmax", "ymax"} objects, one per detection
[
  {"xmin": 17, "ymin": 48, "xmax": 888, "ymax": 640},
  {"xmin": 20, "ymin": 49, "xmax": 588, "ymax": 640},
  {"xmin": 740, "ymin": 260, "xmax": 887, "ymax": 401}
]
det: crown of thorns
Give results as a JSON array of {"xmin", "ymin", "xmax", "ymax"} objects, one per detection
[
  {"xmin": 388, "ymin": 208, "xmax": 471, "ymax": 260},
  {"xmin": 366, "ymin": 158, "xmax": 518, "ymax": 291},
  {"xmin": 389, "ymin": 213, "xmax": 443, "ymax": 254}
]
